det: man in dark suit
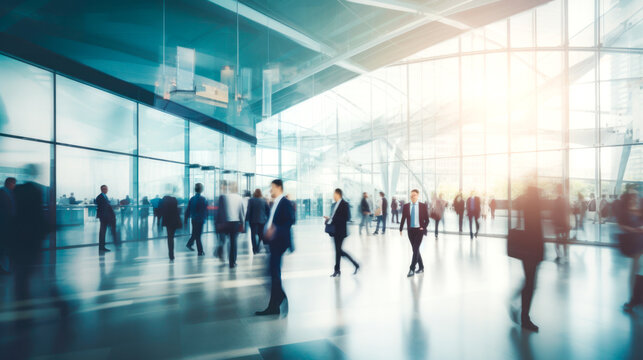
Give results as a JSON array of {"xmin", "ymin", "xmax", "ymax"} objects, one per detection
[
  {"xmin": 246, "ymin": 188, "xmax": 270, "ymax": 254},
  {"xmin": 160, "ymin": 193, "xmax": 182, "ymax": 261},
  {"xmin": 466, "ymin": 191, "xmax": 481, "ymax": 239},
  {"xmin": 95, "ymin": 185, "xmax": 116, "ymax": 252},
  {"xmin": 325, "ymin": 188, "xmax": 360, "ymax": 277},
  {"xmin": 399, "ymin": 189, "xmax": 430, "ymax": 277},
  {"xmin": 256, "ymin": 179, "xmax": 296, "ymax": 316},
  {"xmin": 185, "ymin": 183, "xmax": 208, "ymax": 256},
  {"xmin": 453, "ymin": 192, "xmax": 465, "ymax": 232}
]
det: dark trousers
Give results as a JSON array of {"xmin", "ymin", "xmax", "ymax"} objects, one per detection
[
  {"xmin": 216, "ymin": 222, "xmax": 240, "ymax": 266},
  {"xmin": 375, "ymin": 214, "xmax": 387, "ymax": 233},
  {"xmin": 267, "ymin": 245, "xmax": 287, "ymax": 310},
  {"xmin": 392, "ymin": 210, "xmax": 399, "ymax": 223},
  {"xmin": 408, "ymin": 228, "xmax": 424, "ymax": 271},
  {"xmin": 167, "ymin": 227, "xmax": 176, "ymax": 259},
  {"xmin": 434, "ymin": 217, "xmax": 441, "ymax": 237},
  {"xmin": 468, "ymin": 215, "xmax": 479, "ymax": 238},
  {"xmin": 187, "ymin": 219, "xmax": 204, "ymax": 253},
  {"xmin": 98, "ymin": 219, "xmax": 117, "ymax": 248},
  {"xmin": 333, "ymin": 236, "xmax": 358, "ymax": 272},
  {"xmin": 520, "ymin": 260, "xmax": 538, "ymax": 320},
  {"xmin": 457, "ymin": 213, "xmax": 464, "ymax": 232},
  {"xmin": 250, "ymin": 222, "xmax": 265, "ymax": 254}
]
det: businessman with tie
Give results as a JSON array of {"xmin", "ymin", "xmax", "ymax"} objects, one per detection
[
  {"xmin": 256, "ymin": 179, "xmax": 296, "ymax": 316},
  {"xmin": 95, "ymin": 185, "xmax": 117, "ymax": 252},
  {"xmin": 399, "ymin": 189, "xmax": 430, "ymax": 277}
]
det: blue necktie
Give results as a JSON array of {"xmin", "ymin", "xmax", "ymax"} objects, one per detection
[{"xmin": 411, "ymin": 203, "xmax": 417, "ymax": 227}]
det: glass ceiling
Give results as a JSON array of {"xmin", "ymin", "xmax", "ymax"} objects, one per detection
[{"xmin": 0, "ymin": 0, "xmax": 550, "ymax": 137}]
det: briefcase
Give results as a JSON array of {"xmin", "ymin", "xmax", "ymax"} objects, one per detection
[
  {"xmin": 618, "ymin": 233, "xmax": 643, "ymax": 258},
  {"xmin": 507, "ymin": 228, "xmax": 530, "ymax": 260}
]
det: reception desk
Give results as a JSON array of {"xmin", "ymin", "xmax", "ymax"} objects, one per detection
[{"xmin": 56, "ymin": 206, "xmax": 85, "ymax": 226}]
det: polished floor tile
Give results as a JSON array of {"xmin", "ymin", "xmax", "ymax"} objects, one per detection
[{"xmin": 0, "ymin": 220, "xmax": 641, "ymax": 359}]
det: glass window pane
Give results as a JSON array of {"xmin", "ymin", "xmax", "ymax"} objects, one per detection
[
  {"xmin": 139, "ymin": 105, "xmax": 186, "ymax": 162},
  {"xmin": 511, "ymin": 52, "xmax": 537, "ymax": 152},
  {"xmin": 462, "ymin": 55, "xmax": 485, "ymax": 156},
  {"xmin": 485, "ymin": 19, "xmax": 507, "ymax": 49},
  {"xmin": 139, "ymin": 158, "xmax": 187, "ymax": 237},
  {"xmin": 486, "ymin": 154, "xmax": 508, "ymax": 235},
  {"xmin": 0, "ymin": 55, "xmax": 53, "ymax": 140},
  {"xmin": 568, "ymin": 0, "xmax": 595, "ymax": 46},
  {"xmin": 570, "ymin": 147, "xmax": 597, "ymax": 241},
  {"xmin": 0, "ymin": 137, "xmax": 50, "ymax": 195},
  {"xmin": 599, "ymin": 53, "xmax": 643, "ymax": 146},
  {"xmin": 569, "ymin": 51, "xmax": 597, "ymax": 148},
  {"xmin": 189, "ymin": 123, "xmax": 222, "ymax": 167},
  {"xmin": 55, "ymin": 146, "xmax": 135, "ymax": 246},
  {"xmin": 510, "ymin": 10, "xmax": 534, "ymax": 48},
  {"xmin": 537, "ymin": 52, "xmax": 563, "ymax": 150},
  {"xmin": 601, "ymin": 0, "xmax": 643, "ymax": 48},
  {"xmin": 56, "ymin": 76, "xmax": 136, "ymax": 153},
  {"xmin": 536, "ymin": 0, "xmax": 562, "ymax": 47},
  {"xmin": 486, "ymin": 52, "xmax": 509, "ymax": 154}
]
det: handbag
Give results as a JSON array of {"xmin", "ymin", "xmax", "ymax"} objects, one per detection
[
  {"xmin": 618, "ymin": 233, "xmax": 643, "ymax": 258},
  {"xmin": 325, "ymin": 223, "xmax": 336, "ymax": 236}
]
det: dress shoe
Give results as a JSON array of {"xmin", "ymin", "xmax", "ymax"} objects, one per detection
[
  {"xmin": 197, "ymin": 252, "xmax": 205, "ymax": 256},
  {"xmin": 229, "ymin": 263, "xmax": 237, "ymax": 268},
  {"xmin": 255, "ymin": 308, "xmax": 280, "ymax": 316},
  {"xmin": 99, "ymin": 247, "xmax": 111, "ymax": 252},
  {"xmin": 186, "ymin": 244, "xmax": 195, "ymax": 251},
  {"xmin": 407, "ymin": 269, "xmax": 415, "ymax": 277},
  {"xmin": 415, "ymin": 268, "xmax": 424, "ymax": 274},
  {"xmin": 169, "ymin": 256, "xmax": 175, "ymax": 261},
  {"xmin": 279, "ymin": 296, "xmax": 289, "ymax": 316},
  {"xmin": 353, "ymin": 265, "xmax": 360, "ymax": 275},
  {"xmin": 521, "ymin": 317, "xmax": 539, "ymax": 332},
  {"xmin": 331, "ymin": 270, "xmax": 341, "ymax": 277},
  {"xmin": 373, "ymin": 232, "xmax": 379, "ymax": 235}
]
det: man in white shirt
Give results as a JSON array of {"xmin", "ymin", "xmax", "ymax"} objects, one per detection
[{"xmin": 215, "ymin": 181, "xmax": 245, "ymax": 268}]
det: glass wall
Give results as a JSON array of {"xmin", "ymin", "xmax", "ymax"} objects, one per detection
[
  {"xmin": 257, "ymin": 0, "xmax": 643, "ymax": 244},
  {"xmin": 0, "ymin": 53, "xmax": 255, "ymax": 249}
]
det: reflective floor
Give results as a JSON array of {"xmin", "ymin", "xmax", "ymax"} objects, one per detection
[{"xmin": 1, "ymin": 221, "xmax": 641, "ymax": 359}]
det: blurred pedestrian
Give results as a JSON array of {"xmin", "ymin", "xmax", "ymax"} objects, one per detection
[{"xmin": 325, "ymin": 188, "xmax": 360, "ymax": 277}]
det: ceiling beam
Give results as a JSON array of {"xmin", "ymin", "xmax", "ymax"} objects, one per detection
[
  {"xmin": 346, "ymin": 0, "xmax": 473, "ymax": 30},
  {"xmin": 207, "ymin": 0, "xmax": 367, "ymax": 74}
]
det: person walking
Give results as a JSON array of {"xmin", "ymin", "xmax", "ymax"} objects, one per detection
[
  {"xmin": 359, "ymin": 192, "xmax": 372, "ymax": 235},
  {"xmin": 466, "ymin": 191, "xmax": 481, "ymax": 239},
  {"xmin": 325, "ymin": 188, "xmax": 360, "ymax": 277},
  {"xmin": 391, "ymin": 197, "xmax": 399, "ymax": 223},
  {"xmin": 95, "ymin": 185, "xmax": 117, "ymax": 252},
  {"xmin": 399, "ymin": 189, "xmax": 429, "ymax": 277},
  {"xmin": 430, "ymin": 193, "xmax": 446, "ymax": 240},
  {"xmin": 615, "ymin": 189, "xmax": 643, "ymax": 313},
  {"xmin": 453, "ymin": 192, "xmax": 465, "ymax": 233},
  {"xmin": 552, "ymin": 185, "xmax": 571, "ymax": 264},
  {"xmin": 255, "ymin": 179, "xmax": 296, "ymax": 316},
  {"xmin": 160, "ymin": 193, "xmax": 182, "ymax": 261},
  {"xmin": 246, "ymin": 188, "xmax": 270, "ymax": 254},
  {"xmin": 0, "ymin": 177, "xmax": 16, "ymax": 274},
  {"xmin": 185, "ymin": 183, "xmax": 207, "ymax": 256},
  {"xmin": 373, "ymin": 192, "xmax": 388, "ymax": 235},
  {"xmin": 510, "ymin": 184, "xmax": 544, "ymax": 332},
  {"xmin": 215, "ymin": 181, "xmax": 245, "ymax": 268}
]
